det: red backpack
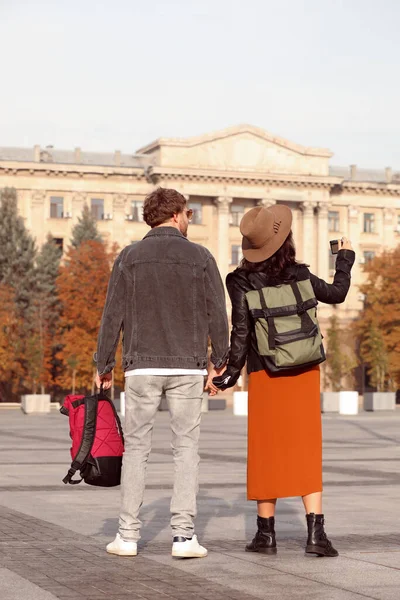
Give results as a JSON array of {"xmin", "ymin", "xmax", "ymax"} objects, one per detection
[{"xmin": 60, "ymin": 387, "xmax": 124, "ymax": 487}]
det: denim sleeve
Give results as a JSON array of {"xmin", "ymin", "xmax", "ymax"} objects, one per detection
[
  {"xmin": 95, "ymin": 254, "xmax": 126, "ymax": 375},
  {"xmin": 204, "ymin": 255, "xmax": 229, "ymax": 368}
]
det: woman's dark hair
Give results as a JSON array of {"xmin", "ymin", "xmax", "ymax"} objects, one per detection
[
  {"xmin": 240, "ymin": 231, "xmax": 300, "ymax": 279},
  {"xmin": 143, "ymin": 187, "xmax": 187, "ymax": 227}
]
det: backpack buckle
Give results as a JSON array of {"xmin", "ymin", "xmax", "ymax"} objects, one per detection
[{"xmin": 297, "ymin": 302, "xmax": 306, "ymax": 315}]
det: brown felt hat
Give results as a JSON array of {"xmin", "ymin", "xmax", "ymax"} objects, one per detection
[{"xmin": 240, "ymin": 205, "xmax": 293, "ymax": 262}]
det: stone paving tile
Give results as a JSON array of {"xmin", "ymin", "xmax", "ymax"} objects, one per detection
[
  {"xmin": 1, "ymin": 410, "xmax": 400, "ymax": 599},
  {"xmin": 0, "ymin": 506, "xmax": 260, "ymax": 600}
]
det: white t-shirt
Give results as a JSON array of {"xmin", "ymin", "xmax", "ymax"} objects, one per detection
[{"xmin": 125, "ymin": 368, "xmax": 207, "ymax": 377}]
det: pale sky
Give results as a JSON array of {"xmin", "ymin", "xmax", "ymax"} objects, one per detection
[{"xmin": 1, "ymin": 0, "xmax": 399, "ymax": 168}]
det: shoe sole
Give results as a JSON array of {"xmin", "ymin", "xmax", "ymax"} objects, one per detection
[
  {"xmin": 305, "ymin": 545, "xmax": 339, "ymax": 557},
  {"xmin": 106, "ymin": 548, "xmax": 137, "ymax": 557},
  {"xmin": 245, "ymin": 547, "xmax": 277, "ymax": 555},
  {"xmin": 172, "ymin": 551, "xmax": 208, "ymax": 558}
]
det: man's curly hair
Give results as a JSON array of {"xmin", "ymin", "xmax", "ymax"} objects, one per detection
[{"xmin": 143, "ymin": 187, "xmax": 187, "ymax": 228}]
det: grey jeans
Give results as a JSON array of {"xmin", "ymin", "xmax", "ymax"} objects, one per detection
[{"xmin": 119, "ymin": 374, "xmax": 204, "ymax": 542}]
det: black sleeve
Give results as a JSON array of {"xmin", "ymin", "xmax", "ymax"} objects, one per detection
[
  {"xmin": 226, "ymin": 274, "xmax": 252, "ymax": 375},
  {"xmin": 204, "ymin": 254, "xmax": 230, "ymax": 368},
  {"xmin": 310, "ymin": 249, "xmax": 355, "ymax": 305}
]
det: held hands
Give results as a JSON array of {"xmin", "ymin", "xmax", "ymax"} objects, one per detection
[
  {"xmin": 204, "ymin": 364, "xmax": 227, "ymax": 396},
  {"xmin": 95, "ymin": 370, "xmax": 112, "ymax": 391}
]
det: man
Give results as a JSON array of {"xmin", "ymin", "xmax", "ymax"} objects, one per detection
[{"xmin": 95, "ymin": 187, "xmax": 229, "ymax": 558}]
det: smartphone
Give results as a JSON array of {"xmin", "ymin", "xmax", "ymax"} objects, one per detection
[{"xmin": 330, "ymin": 239, "xmax": 340, "ymax": 255}]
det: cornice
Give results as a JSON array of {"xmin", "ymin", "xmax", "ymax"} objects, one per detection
[
  {"xmin": 0, "ymin": 161, "xmax": 146, "ymax": 180},
  {"xmin": 149, "ymin": 166, "xmax": 341, "ymax": 189},
  {"xmin": 339, "ymin": 181, "xmax": 400, "ymax": 196}
]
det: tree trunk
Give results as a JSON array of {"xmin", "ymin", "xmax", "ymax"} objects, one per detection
[{"xmin": 72, "ymin": 369, "xmax": 76, "ymax": 395}]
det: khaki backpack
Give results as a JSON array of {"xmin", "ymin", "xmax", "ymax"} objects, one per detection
[{"xmin": 245, "ymin": 278, "xmax": 326, "ymax": 372}]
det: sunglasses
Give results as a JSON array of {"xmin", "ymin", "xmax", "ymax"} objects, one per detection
[{"xmin": 185, "ymin": 208, "xmax": 193, "ymax": 222}]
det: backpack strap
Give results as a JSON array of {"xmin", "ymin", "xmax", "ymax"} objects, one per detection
[
  {"xmin": 289, "ymin": 282, "xmax": 315, "ymax": 333},
  {"xmin": 63, "ymin": 393, "xmax": 99, "ymax": 485},
  {"xmin": 258, "ymin": 289, "xmax": 278, "ymax": 350}
]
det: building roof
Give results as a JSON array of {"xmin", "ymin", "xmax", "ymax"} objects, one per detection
[
  {"xmin": 0, "ymin": 146, "xmax": 147, "ymax": 168},
  {"xmin": 329, "ymin": 165, "xmax": 400, "ymax": 183}
]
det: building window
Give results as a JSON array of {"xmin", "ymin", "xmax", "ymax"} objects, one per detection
[
  {"xmin": 54, "ymin": 238, "xmax": 63, "ymax": 252},
  {"xmin": 328, "ymin": 211, "xmax": 340, "ymax": 232},
  {"xmin": 329, "ymin": 252, "xmax": 336, "ymax": 274},
  {"xmin": 50, "ymin": 196, "xmax": 64, "ymax": 219},
  {"xmin": 91, "ymin": 198, "xmax": 104, "ymax": 221},
  {"xmin": 131, "ymin": 201, "xmax": 144, "ymax": 222},
  {"xmin": 363, "ymin": 250, "xmax": 375, "ymax": 264},
  {"xmin": 230, "ymin": 204, "xmax": 244, "ymax": 227},
  {"xmin": 363, "ymin": 212, "xmax": 375, "ymax": 233},
  {"xmin": 188, "ymin": 202, "xmax": 202, "ymax": 225},
  {"xmin": 231, "ymin": 245, "xmax": 242, "ymax": 266}
]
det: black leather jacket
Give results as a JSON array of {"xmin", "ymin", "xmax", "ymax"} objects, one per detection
[{"xmin": 224, "ymin": 249, "xmax": 355, "ymax": 383}]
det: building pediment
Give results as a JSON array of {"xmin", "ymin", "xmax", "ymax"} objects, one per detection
[{"xmin": 137, "ymin": 125, "xmax": 332, "ymax": 177}]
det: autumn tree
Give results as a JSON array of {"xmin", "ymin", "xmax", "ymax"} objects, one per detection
[
  {"xmin": 324, "ymin": 313, "xmax": 358, "ymax": 392},
  {"xmin": 71, "ymin": 204, "xmax": 102, "ymax": 248},
  {"xmin": 56, "ymin": 240, "xmax": 118, "ymax": 394},
  {"xmin": 354, "ymin": 247, "xmax": 400, "ymax": 391},
  {"xmin": 0, "ymin": 284, "xmax": 25, "ymax": 401},
  {"xmin": 0, "ymin": 188, "xmax": 37, "ymax": 399}
]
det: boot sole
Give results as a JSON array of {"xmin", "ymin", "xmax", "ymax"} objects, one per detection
[
  {"xmin": 305, "ymin": 545, "xmax": 338, "ymax": 557},
  {"xmin": 245, "ymin": 547, "xmax": 277, "ymax": 555}
]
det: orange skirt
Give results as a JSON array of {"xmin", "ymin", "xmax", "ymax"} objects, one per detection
[{"xmin": 247, "ymin": 366, "xmax": 322, "ymax": 500}]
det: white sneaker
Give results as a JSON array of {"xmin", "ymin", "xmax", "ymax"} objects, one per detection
[
  {"xmin": 106, "ymin": 533, "xmax": 138, "ymax": 556},
  {"xmin": 172, "ymin": 534, "xmax": 208, "ymax": 558}
]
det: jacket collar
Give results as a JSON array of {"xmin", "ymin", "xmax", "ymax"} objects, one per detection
[{"xmin": 144, "ymin": 226, "xmax": 187, "ymax": 240}]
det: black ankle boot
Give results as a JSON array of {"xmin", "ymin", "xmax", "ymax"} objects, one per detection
[
  {"xmin": 246, "ymin": 516, "xmax": 277, "ymax": 554},
  {"xmin": 305, "ymin": 513, "xmax": 339, "ymax": 557}
]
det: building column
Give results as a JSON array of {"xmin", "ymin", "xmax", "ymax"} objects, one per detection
[
  {"xmin": 301, "ymin": 201, "xmax": 317, "ymax": 268},
  {"xmin": 258, "ymin": 198, "xmax": 276, "ymax": 209},
  {"xmin": 383, "ymin": 208, "xmax": 395, "ymax": 249},
  {"xmin": 216, "ymin": 196, "xmax": 232, "ymax": 285},
  {"xmin": 317, "ymin": 203, "xmax": 329, "ymax": 280},
  {"xmin": 347, "ymin": 205, "xmax": 360, "ymax": 243}
]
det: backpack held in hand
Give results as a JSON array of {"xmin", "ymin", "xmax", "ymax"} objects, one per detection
[
  {"xmin": 60, "ymin": 386, "xmax": 124, "ymax": 487},
  {"xmin": 246, "ymin": 278, "xmax": 326, "ymax": 372}
]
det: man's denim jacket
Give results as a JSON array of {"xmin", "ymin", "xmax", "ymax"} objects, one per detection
[{"xmin": 95, "ymin": 227, "xmax": 229, "ymax": 375}]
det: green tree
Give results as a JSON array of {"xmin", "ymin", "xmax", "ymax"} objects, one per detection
[
  {"xmin": 70, "ymin": 204, "xmax": 102, "ymax": 248},
  {"xmin": 31, "ymin": 235, "xmax": 63, "ymax": 394},
  {"xmin": 325, "ymin": 314, "xmax": 358, "ymax": 392},
  {"xmin": 0, "ymin": 187, "xmax": 36, "ymax": 313},
  {"xmin": 359, "ymin": 322, "xmax": 391, "ymax": 392},
  {"xmin": 0, "ymin": 188, "xmax": 37, "ymax": 399}
]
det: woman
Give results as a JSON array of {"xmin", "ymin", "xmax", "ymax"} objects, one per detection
[{"xmin": 214, "ymin": 204, "xmax": 355, "ymax": 557}]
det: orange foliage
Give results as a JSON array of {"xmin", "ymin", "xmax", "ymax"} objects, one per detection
[
  {"xmin": 0, "ymin": 284, "xmax": 25, "ymax": 399},
  {"xmin": 56, "ymin": 240, "xmax": 123, "ymax": 393},
  {"xmin": 355, "ymin": 246, "xmax": 400, "ymax": 389}
]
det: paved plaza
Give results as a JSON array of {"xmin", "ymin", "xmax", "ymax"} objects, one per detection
[{"xmin": 0, "ymin": 406, "xmax": 399, "ymax": 600}]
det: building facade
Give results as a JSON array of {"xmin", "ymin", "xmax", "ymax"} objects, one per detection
[{"xmin": 1, "ymin": 124, "xmax": 400, "ymax": 335}]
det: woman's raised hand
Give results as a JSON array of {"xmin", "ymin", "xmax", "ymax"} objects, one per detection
[{"xmin": 340, "ymin": 237, "xmax": 353, "ymax": 251}]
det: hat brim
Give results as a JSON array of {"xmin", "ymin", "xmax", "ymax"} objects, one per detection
[{"xmin": 241, "ymin": 205, "xmax": 293, "ymax": 263}]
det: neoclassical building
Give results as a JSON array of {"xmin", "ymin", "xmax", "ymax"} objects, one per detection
[{"xmin": 1, "ymin": 124, "xmax": 400, "ymax": 333}]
